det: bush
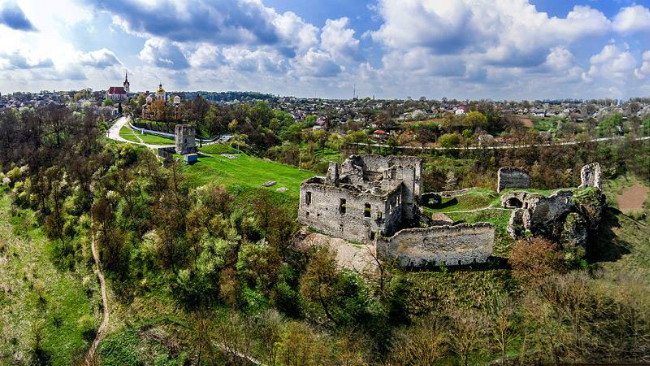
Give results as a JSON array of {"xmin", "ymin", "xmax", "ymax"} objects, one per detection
[
  {"xmin": 509, "ymin": 238, "xmax": 565, "ymax": 286},
  {"xmin": 438, "ymin": 133, "xmax": 461, "ymax": 148}
]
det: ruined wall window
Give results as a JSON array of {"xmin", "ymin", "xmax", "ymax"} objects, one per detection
[
  {"xmin": 364, "ymin": 203, "xmax": 371, "ymax": 218},
  {"xmin": 305, "ymin": 192, "xmax": 312, "ymax": 205},
  {"xmin": 377, "ymin": 211, "xmax": 383, "ymax": 220},
  {"xmin": 339, "ymin": 199, "xmax": 347, "ymax": 214},
  {"xmin": 369, "ymin": 231, "xmax": 376, "ymax": 240}
]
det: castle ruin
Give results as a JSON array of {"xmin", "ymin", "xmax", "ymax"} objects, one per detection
[
  {"xmin": 298, "ymin": 155, "xmax": 495, "ymax": 267},
  {"xmin": 497, "ymin": 167, "xmax": 530, "ymax": 192},
  {"xmin": 175, "ymin": 124, "xmax": 197, "ymax": 155},
  {"xmin": 580, "ymin": 163, "xmax": 602, "ymax": 190}
]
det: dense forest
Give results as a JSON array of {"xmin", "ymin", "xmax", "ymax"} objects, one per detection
[{"xmin": 0, "ymin": 105, "xmax": 649, "ymax": 365}]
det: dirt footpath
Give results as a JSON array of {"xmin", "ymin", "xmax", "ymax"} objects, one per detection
[{"xmin": 616, "ymin": 183, "xmax": 649, "ymax": 212}]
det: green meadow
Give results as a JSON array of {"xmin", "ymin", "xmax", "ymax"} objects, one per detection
[{"xmin": 183, "ymin": 153, "xmax": 314, "ymax": 200}]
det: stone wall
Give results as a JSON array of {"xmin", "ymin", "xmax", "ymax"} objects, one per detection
[
  {"xmin": 298, "ymin": 178, "xmax": 404, "ymax": 243},
  {"xmin": 580, "ymin": 163, "xmax": 602, "ymax": 189},
  {"xmin": 377, "ymin": 223, "xmax": 495, "ymax": 267},
  {"xmin": 175, "ymin": 124, "xmax": 197, "ymax": 155},
  {"xmin": 340, "ymin": 155, "xmax": 422, "ymax": 220},
  {"xmin": 497, "ymin": 167, "xmax": 531, "ymax": 192}
]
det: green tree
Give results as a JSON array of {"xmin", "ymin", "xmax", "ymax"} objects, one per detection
[
  {"xmin": 438, "ymin": 133, "xmax": 461, "ymax": 148},
  {"xmin": 464, "ymin": 111, "xmax": 488, "ymax": 129},
  {"xmin": 598, "ymin": 113, "xmax": 623, "ymax": 136}
]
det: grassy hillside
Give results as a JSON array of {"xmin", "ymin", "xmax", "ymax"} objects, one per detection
[
  {"xmin": 183, "ymin": 153, "xmax": 313, "ymax": 200},
  {"xmin": 0, "ymin": 193, "xmax": 97, "ymax": 365}
]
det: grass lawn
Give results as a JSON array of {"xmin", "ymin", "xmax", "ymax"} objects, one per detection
[
  {"xmin": 119, "ymin": 126, "xmax": 174, "ymax": 145},
  {"xmin": 0, "ymin": 194, "xmax": 96, "ymax": 365},
  {"xmin": 199, "ymin": 143, "xmax": 239, "ymax": 155},
  {"xmin": 428, "ymin": 188, "xmax": 500, "ymax": 213},
  {"xmin": 183, "ymin": 153, "xmax": 314, "ymax": 200},
  {"xmin": 138, "ymin": 134, "xmax": 175, "ymax": 145}
]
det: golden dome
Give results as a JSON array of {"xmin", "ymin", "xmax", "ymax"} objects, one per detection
[{"xmin": 156, "ymin": 83, "xmax": 165, "ymax": 94}]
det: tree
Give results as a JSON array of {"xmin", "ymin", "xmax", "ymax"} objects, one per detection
[
  {"xmin": 464, "ymin": 111, "xmax": 488, "ymax": 130},
  {"xmin": 509, "ymin": 238, "xmax": 565, "ymax": 287},
  {"xmin": 448, "ymin": 307, "xmax": 489, "ymax": 366},
  {"xmin": 299, "ymin": 247, "xmax": 341, "ymax": 325},
  {"xmin": 438, "ymin": 133, "xmax": 461, "ymax": 148},
  {"xmin": 488, "ymin": 294, "xmax": 516, "ymax": 365},
  {"xmin": 598, "ymin": 113, "xmax": 623, "ymax": 137},
  {"xmin": 388, "ymin": 314, "xmax": 447, "ymax": 364}
]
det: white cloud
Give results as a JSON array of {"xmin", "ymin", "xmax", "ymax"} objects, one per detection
[
  {"xmin": 320, "ymin": 18, "xmax": 359, "ymax": 61},
  {"xmin": 583, "ymin": 44, "xmax": 637, "ymax": 83},
  {"xmin": 79, "ymin": 49, "xmax": 121, "ymax": 68},
  {"xmin": 372, "ymin": 0, "xmax": 610, "ymax": 64},
  {"xmin": 613, "ymin": 5, "xmax": 650, "ymax": 33},
  {"xmin": 139, "ymin": 38, "xmax": 189, "ymax": 69},
  {"xmin": 634, "ymin": 51, "xmax": 650, "ymax": 79},
  {"xmin": 543, "ymin": 47, "xmax": 575, "ymax": 71}
]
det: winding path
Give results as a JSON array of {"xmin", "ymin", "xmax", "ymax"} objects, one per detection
[
  {"xmin": 84, "ymin": 223, "xmax": 109, "ymax": 365},
  {"xmin": 107, "ymin": 116, "xmax": 174, "ymax": 149},
  {"xmin": 107, "ymin": 116, "xmax": 228, "ymax": 149}
]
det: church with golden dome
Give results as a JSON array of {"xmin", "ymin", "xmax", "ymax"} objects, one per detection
[
  {"xmin": 141, "ymin": 82, "xmax": 182, "ymax": 120},
  {"xmin": 155, "ymin": 82, "xmax": 167, "ymax": 102}
]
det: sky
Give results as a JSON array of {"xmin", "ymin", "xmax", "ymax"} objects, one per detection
[{"xmin": 1, "ymin": 0, "xmax": 650, "ymax": 100}]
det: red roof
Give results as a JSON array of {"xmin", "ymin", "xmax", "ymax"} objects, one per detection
[{"xmin": 107, "ymin": 86, "xmax": 126, "ymax": 95}]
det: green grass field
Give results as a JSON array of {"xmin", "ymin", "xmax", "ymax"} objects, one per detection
[
  {"xmin": 119, "ymin": 126, "xmax": 175, "ymax": 145},
  {"xmin": 0, "ymin": 195, "xmax": 96, "ymax": 365},
  {"xmin": 183, "ymin": 153, "xmax": 314, "ymax": 199},
  {"xmin": 199, "ymin": 143, "xmax": 239, "ymax": 155}
]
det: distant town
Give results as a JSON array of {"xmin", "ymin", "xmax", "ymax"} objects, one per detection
[{"xmin": 2, "ymin": 75, "xmax": 649, "ymax": 149}]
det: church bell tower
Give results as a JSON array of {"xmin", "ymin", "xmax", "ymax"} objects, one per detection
[{"xmin": 123, "ymin": 72, "xmax": 130, "ymax": 93}]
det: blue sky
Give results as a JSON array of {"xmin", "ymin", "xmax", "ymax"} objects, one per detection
[{"xmin": 0, "ymin": 0, "xmax": 649, "ymax": 100}]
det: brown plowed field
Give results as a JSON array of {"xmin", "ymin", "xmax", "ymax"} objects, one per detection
[{"xmin": 616, "ymin": 183, "xmax": 649, "ymax": 211}]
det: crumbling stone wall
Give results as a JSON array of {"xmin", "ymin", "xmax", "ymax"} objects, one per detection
[
  {"xmin": 377, "ymin": 223, "xmax": 495, "ymax": 267},
  {"xmin": 580, "ymin": 163, "xmax": 602, "ymax": 189},
  {"xmin": 497, "ymin": 167, "xmax": 531, "ymax": 192},
  {"xmin": 500, "ymin": 192, "xmax": 532, "ymax": 209},
  {"xmin": 507, "ymin": 187, "xmax": 605, "ymax": 248},
  {"xmin": 175, "ymin": 124, "xmax": 197, "ymax": 155},
  {"xmin": 340, "ymin": 155, "xmax": 422, "ymax": 220},
  {"xmin": 508, "ymin": 190, "xmax": 574, "ymax": 238},
  {"xmin": 298, "ymin": 178, "xmax": 404, "ymax": 243}
]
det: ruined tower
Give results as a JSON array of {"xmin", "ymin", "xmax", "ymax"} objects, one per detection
[{"xmin": 175, "ymin": 124, "xmax": 197, "ymax": 155}]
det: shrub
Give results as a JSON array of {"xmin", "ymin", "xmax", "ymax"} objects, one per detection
[{"xmin": 509, "ymin": 238, "xmax": 565, "ymax": 286}]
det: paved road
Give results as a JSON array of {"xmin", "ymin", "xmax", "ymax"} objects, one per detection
[
  {"xmin": 351, "ymin": 135, "xmax": 650, "ymax": 151},
  {"xmin": 107, "ymin": 116, "xmax": 174, "ymax": 149},
  {"xmin": 107, "ymin": 116, "xmax": 229, "ymax": 149}
]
